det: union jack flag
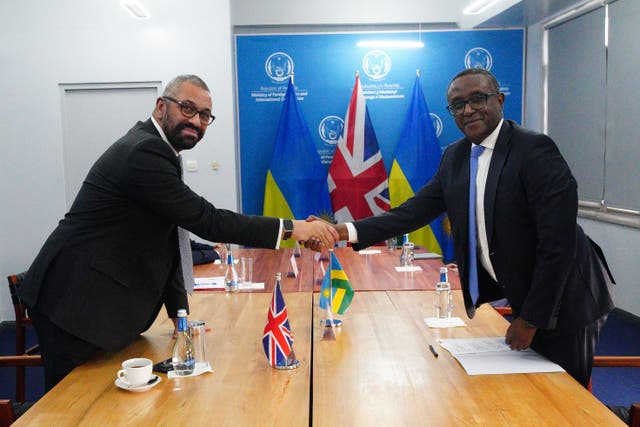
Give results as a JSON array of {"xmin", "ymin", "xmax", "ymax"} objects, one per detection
[
  {"xmin": 262, "ymin": 279, "xmax": 295, "ymax": 367},
  {"xmin": 328, "ymin": 73, "xmax": 390, "ymax": 222}
]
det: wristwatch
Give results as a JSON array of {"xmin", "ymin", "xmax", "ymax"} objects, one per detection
[{"xmin": 282, "ymin": 219, "xmax": 294, "ymax": 240}]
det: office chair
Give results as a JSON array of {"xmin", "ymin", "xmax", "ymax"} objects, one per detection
[
  {"xmin": 592, "ymin": 356, "xmax": 640, "ymax": 427},
  {"xmin": 492, "ymin": 305, "xmax": 640, "ymax": 426},
  {"xmin": 7, "ymin": 273, "xmax": 39, "ymax": 403},
  {"xmin": 0, "ymin": 355, "xmax": 42, "ymax": 427}
]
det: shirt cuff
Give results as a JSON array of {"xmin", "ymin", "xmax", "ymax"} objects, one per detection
[
  {"xmin": 345, "ymin": 222, "xmax": 358, "ymax": 243},
  {"xmin": 275, "ymin": 219, "xmax": 283, "ymax": 249}
]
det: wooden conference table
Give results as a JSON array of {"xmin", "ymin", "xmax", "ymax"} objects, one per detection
[
  {"xmin": 14, "ymin": 250, "xmax": 622, "ymax": 426},
  {"xmin": 193, "ymin": 247, "xmax": 461, "ymax": 292}
]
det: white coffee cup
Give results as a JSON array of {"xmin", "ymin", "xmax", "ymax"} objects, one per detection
[{"xmin": 117, "ymin": 358, "xmax": 153, "ymax": 387}]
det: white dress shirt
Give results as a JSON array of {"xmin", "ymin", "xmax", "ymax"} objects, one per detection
[
  {"xmin": 345, "ymin": 119, "xmax": 505, "ymax": 282},
  {"xmin": 473, "ymin": 118, "xmax": 503, "ymax": 282}
]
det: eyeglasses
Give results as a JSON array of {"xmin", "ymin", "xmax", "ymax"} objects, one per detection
[
  {"xmin": 163, "ymin": 96, "xmax": 215, "ymax": 125},
  {"xmin": 446, "ymin": 92, "xmax": 500, "ymax": 116}
]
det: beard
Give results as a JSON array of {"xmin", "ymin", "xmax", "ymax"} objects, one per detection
[{"xmin": 162, "ymin": 112, "xmax": 203, "ymax": 151}]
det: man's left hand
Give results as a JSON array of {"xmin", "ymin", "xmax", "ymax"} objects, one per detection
[{"xmin": 505, "ymin": 317, "xmax": 537, "ymax": 350}]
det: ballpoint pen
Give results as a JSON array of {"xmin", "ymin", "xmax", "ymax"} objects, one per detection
[{"xmin": 429, "ymin": 344, "xmax": 439, "ymax": 358}]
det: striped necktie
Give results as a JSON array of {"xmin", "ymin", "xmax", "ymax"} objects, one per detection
[
  {"xmin": 468, "ymin": 144, "xmax": 485, "ymax": 305},
  {"xmin": 177, "ymin": 157, "xmax": 194, "ymax": 295}
]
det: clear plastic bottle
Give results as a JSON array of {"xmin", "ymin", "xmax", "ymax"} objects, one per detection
[
  {"xmin": 435, "ymin": 267, "xmax": 453, "ymax": 319},
  {"xmin": 224, "ymin": 253, "xmax": 239, "ymax": 292},
  {"xmin": 172, "ymin": 308, "xmax": 195, "ymax": 375},
  {"xmin": 399, "ymin": 241, "xmax": 414, "ymax": 267}
]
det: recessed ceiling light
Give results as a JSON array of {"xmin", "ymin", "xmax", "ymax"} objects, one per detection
[
  {"xmin": 463, "ymin": 0, "xmax": 501, "ymax": 15},
  {"xmin": 121, "ymin": 0, "xmax": 150, "ymax": 19}
]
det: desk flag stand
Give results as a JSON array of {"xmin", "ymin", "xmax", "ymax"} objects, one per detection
[
  {"xmin": 287, "ymin": 242, "xmax": 303, "ymax": 278},
  {"xmin": 319, "ymin": 249, "xmax": 354, "ymax": 339},
  {"xmin": 262, "ymin": 272, "xmax": 300, "ymax": 370}
]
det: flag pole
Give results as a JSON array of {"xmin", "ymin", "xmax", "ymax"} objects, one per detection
[{"xmin": 325, "ymin": 249, "xmax": 338, "ymax": 335}]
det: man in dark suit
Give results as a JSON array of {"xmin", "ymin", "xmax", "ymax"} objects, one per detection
[
  {"xmin": 328, "ymin": 68, "xmax": 615, "ymax": 387},
  {"xmin": 20, "ymin": 74, "xmax": 337, "ymax": 391}
]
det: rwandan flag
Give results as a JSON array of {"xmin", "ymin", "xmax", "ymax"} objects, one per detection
[
  {"xmin": 388, "ymin": 73, "xmax": 454, "ymax": 262},
  {"xmin": 319, "ymin": 251, "xmax": 354, "ymax": 314},
  {"xmin": 263, "ymin": 78, "xmax": 333, "ymax": 247}
]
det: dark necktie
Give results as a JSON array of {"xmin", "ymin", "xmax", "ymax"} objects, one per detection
[
  {"xmin": 177, "ymin": 157, "xmax": 194, "ymax": 295},
  {"xmin": 468, "ymin": 144, "xmax": 485, "ymax": 305}
]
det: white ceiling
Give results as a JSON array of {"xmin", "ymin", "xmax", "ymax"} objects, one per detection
[{"xmin": 230, "ymin": 0, "xmax": 587, "ymax": 29}]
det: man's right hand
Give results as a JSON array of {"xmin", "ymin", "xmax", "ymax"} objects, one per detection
[
  {"xmin": 304, "ymin": 215, "xmax": 349, "ymax": 242},
  {"xmin": 290, "ymin": 218, "xmax": 339, "ymax": 250}
]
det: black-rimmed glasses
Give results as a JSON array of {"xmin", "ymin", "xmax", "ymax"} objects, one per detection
[
  {"xmin": 446, "ymin": 92, "xmax": 500, "ymax": 116},
  {"xmin": 163, "ymin": 96, "xmax": 215, "ymax": 125}
]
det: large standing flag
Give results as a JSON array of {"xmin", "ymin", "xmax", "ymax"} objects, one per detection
[
  {"xmin": 263, "ymin": 78, "xmax": 333, "ymax": 247},
  {"xmin": 262, "ymin": 277, "xmax": 296, "ymax": 368},
  {"xmin": 328, "ymin": 72, "xmax": 390, "ymax": 222},
  {"xmin": 319, "ymin": 251, "xmax": 355, "ymax": 314},
  {"xmin": 389, "ymin": 73, "xmax": 454, "ymax": 262}
]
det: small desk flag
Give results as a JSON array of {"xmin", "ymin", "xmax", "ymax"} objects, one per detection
[
  {"xmin": 262, "ymin": 278, "xmax": 296, "ymax": 368},
  {"xmin": 319, "ymin": 251, "xmax": 355, "ymax": 315}
]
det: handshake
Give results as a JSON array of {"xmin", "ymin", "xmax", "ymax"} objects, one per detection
[{"xmin": 288, "ymin": 216, "xmax": 348, "ymax": 252}]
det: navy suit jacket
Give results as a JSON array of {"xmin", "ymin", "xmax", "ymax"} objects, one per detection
[
  {"xmin": 20, "ymin": 119, "xmax": 280, "ymax": 350},
  {"xmin": 354, "ymin": 120, "xmax": 614, "ymax": 334}
]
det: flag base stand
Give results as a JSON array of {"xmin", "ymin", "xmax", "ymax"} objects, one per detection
[
  {"xmin": 293, "ymin": 243, "xmax": 302, "ymax": 258},
  {"xmin": 274, "ymin": 359, "xmax": 300, "ymax": 370},
  {"xmin": 324, "ymin": 319, "xmax": 342, "ymax": 327}
]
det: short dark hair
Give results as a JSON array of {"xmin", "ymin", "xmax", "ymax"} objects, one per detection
[
  {"xmin": 446, "ymin": 68, "xmax": 500, "ymax": 98},
  {"xmin": 163, "ymin": 74, "xmax": 209, "ymax": 98}
]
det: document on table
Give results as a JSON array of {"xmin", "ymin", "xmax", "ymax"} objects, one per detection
[
  {"xmin": 394, "ymin": 266, "xmax": 423, "ymax": 272},
  {"xmin": 413, "ymin": 252, "xmax": 442, "ymax": 260},
  {"xmin": 424, "ymin": 317, "xmax": 467, "ymax": 328},
  {"xmin": 358, "ymin": 249, "xmax": 381, "ymax": 255},
  {"xmin": 194, "ymin": 277, "xmax": 265, "ymax": 291},
  {"xmin": 438, "ymin": 337, "xmax": 564, "ymax": 375},
  {"xmin": 194, "ymin": 276, "xmax": 225, "ymax": 290}
]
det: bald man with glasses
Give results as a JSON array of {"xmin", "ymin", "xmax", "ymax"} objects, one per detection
[{"xmin": 20, "ymin": 74, "xmax": 338, "ymax": 391}]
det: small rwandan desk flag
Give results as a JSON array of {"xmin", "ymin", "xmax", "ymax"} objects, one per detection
[{"xmin": 319, "ymin": 251, "xmax": 355, "ymax": 315}]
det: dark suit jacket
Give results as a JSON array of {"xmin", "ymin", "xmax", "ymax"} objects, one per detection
[
  {"xmin": 354, "ymin": 120, "xmax": 614, "ymax": 334},
  {"xmin": 20, "ymin": 119, "xmax": 280, "ymax": 351}
]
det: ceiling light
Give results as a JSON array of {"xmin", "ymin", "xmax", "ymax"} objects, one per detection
[
  {"xmin": 463, "ymin": 0, "xmax": 501, "ymax": 15},
  {"xmin": 356, "ymin": 40, "xmax": 424, "ymax": 48},
  {"xmin": 121, "ymin": 0, "xmax": 151, "ymax": 19}
]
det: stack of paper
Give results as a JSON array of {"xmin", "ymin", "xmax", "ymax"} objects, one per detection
[{"xmin": 438, "ymin": 337, "xmax": 564, "ymax": 375}]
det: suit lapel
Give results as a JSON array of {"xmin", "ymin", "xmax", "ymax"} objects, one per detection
[
  {"xmin": 484, "ymin": 120, "xmax": 513, "ymax": 248},
  {"xmin": 141, "ymin": 118, "xmax": 182, "ymax": 172}
]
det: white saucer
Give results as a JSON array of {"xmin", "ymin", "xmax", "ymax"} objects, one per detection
[{"xmin": 115, "ymin": 376, "xmax": 161, "ymax": 393}]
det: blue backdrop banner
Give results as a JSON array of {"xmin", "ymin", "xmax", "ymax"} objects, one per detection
[{"xmin": 236, "ymin": 29, "xmax": 524, "ymax": 216}]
